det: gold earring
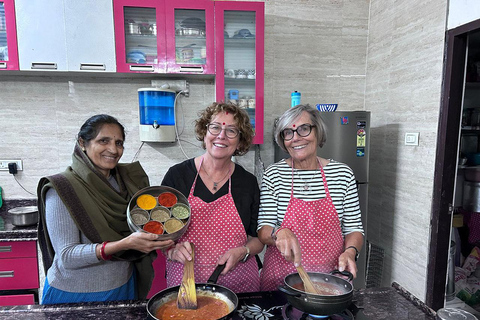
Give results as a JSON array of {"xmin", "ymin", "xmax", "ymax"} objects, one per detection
[{"xmin": 82, "ymin": 147, "xmax": 86, "ymax": 152}]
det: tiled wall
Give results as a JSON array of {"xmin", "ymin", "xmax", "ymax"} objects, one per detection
[{"xmin": 365, "ymin": 0, "xmax": 448, "ymax": 300}]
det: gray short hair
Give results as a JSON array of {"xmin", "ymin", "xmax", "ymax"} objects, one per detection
[{"xmin": 274, "ymin": 104, "xmax": 327, "ymax": 153}]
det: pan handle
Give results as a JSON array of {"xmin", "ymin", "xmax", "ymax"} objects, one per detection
[
  {"xmin": 207, "ymin": 264, "xmax": 226, "ymax": 284},
  {"xmin": 330, "ymin": 270, "xmax": 353, "ymax": 281},
  {"xmin": 278, "ymin": 285, "xmax": 302, "ymax": 297}
]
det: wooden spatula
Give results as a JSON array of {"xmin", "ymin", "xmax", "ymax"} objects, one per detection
[
  {"xmin": 177, "ymin": 244, "xmax": 197, "ymax": 309},
  {"xmin": 296, "ymin": 265, "xmax": 320, "ymax": 294}
]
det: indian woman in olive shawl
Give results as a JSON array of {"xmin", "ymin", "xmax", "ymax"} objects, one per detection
[{"xmin": 37, "ymin": 114, "xmax": 173, "ymax": 304}]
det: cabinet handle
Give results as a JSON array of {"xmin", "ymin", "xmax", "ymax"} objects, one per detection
[
  {"xmin": 129, "ymin": 65, "xmax": 154, "ymax": 72},
  {"xmin": 179, "ymin": 66, "xmax": 203, "ymax": 73},
  {"xmin": 80, "ymin": 63, "xmax": 106, "ymax": 71},
  {"xmin": 0, "ymin": 271, "xmax": 14, "ymax": 278},
  {"xmin": 0, "ymin": 62, "xmax": 6, "ymax": 69},
  {"xmin": 31, "ymin": 62, "xmax": 57, "ymax": 70},
  {"xmin": 0, "ymin": 245, "xmax": 12, "ymax": 253}
]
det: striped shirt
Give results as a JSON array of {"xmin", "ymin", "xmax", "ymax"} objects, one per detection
[{"xmin": 258, "ymin": 159, "xmax": 364, "ymax": 236}]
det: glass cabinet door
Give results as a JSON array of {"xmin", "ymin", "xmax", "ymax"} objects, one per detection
[
  {"xmin": 165, "ymin": 1, "xmax": 214, "ymax": 74},
  {"xmin": 114, "ymin": 0, "xmax": 166, "ymax": 73},
  {"xmin": 0, "ymin": 0, "xmax": 18, "ymax": 70},
  {"xmin": 174, "ymin": 9, "xmax": 206, "ymax": 65},
  {"xmin": 215, "ymin": 2, "xmax": 264, "ymax": 144}
]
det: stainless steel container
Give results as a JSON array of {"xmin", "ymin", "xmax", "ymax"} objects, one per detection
[
  {"xmin": 463, "ymin": 181, "xmax": 480, "ymax": 212},
  {"xmin": 125, "ymin": 22, "xmax": 140, "ymax": 34},
  {"xmin": 8, "ymin": 206, "xmax": 38, "ymax": 226},
  {"xmin": 437, "ymin": 308, "xmax": 477, "ymax": 320}
]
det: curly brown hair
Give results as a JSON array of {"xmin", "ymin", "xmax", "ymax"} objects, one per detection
[{"xmin": 195, "ymin": 102, "xmax": 254, "ymax": 156}]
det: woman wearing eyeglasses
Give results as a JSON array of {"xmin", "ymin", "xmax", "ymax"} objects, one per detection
[
  {"xmin": 258, "ymin": 104, "xmax": 364, "ymax": 291},
  {"xmin": 161, "ymin": 102, "xmax": 263, "ymax": 293}
]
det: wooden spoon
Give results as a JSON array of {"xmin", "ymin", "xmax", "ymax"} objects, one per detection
[
  {"xmin": 296, "ymin": 265, "xmax": 320, "ymax": 294},
  {"xmin": 177, "ymin": 244, "xmax": 197, "ymax": 309}
]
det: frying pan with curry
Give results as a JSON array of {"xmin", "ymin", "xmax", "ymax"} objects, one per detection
[
  {"xmin": 146, "ymin": 264, "xmax": 238, "ymax": 320},
  {"xmin": 279, "ymin": 270, "xmax": 354, "ymax": 316}
]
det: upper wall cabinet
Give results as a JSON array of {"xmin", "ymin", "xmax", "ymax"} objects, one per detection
[
  {"xmin": 0, "ymin": 0, "xmax": 19, "ymax": 70},
  {"xmin": 164, "ymin": 0, "xmax": 214, "ymax": 74},
  {"xmin": 64, "ymin": 1, "xmax": 116, "ymax": 72},
  {"xmin": 113, "ymin": 0, "xmax": 214, "ymax": 74},
  {"xmin": 215, "ymin": 1, "xmax": 264, "ymax": 144},
  {"xmin": 15, "ymin": 0, "xmax": 116, "ymax": 72},
  {"xmin": 15, "ymin": 0, "xmax": 66, "ymax": 70}
]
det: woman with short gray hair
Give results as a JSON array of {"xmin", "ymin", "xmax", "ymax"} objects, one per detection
[{"xmin": 258, "ymin": 104, "xmax": 364, "ymax": 291}]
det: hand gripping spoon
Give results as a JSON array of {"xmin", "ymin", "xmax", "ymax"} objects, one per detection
[{"xmin": 177, "ymin": 244, "xmax": 197, "ymax": 309}]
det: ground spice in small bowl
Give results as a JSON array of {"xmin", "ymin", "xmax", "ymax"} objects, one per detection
[
  {"xmin": 150, "ymin": 207, "xmax": 171, "ymax": 223},
  {"xmin": 164, "ymin": 218, "xmax": 184, "ymax": 234},
  {"xmin": 158, "ymin": 192, "xmax": 177, "ymax": 208},
  {"xmin": 136, "ymin": 194, "xmax": 157, "ymax": 210},
  {"xmin": 143, "ymin": 221, "xmax": 164, "ymax": 235},
  {"xmin": 171, "ymin": 203, "xmax": 190, "ymax": 220},
  {"xmin": 130, "ymin": 209, "xmax": 149, "ymax": 226}
]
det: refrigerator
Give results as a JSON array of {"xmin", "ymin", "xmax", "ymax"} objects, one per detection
[{"xmin": 273, "ymin": 111, "xmax": 370, "ymax": 289}]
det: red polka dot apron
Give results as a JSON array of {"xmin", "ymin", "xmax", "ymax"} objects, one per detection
[
  {"xmin": 260, "ymin": 160, "xmax": 344, "ymax": 291},
  {"xmin": 166, "ymin": 158, "xmax": 260, "ymax": 293}
]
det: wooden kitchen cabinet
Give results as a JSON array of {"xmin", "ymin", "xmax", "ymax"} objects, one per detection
[
  {"xmin": 0, "ymin": 240, "xmax": 39, "ymax": 306},
  {"xmin": 0, "ymin": 0, "xmax": 18, "ymax": 70},
  {"xmin": 215, "ymin": 1, "xmax": 265, "ymax": 144},
  {"xmin": 113, "ymin": 0, "xmax": 214, "ymax": 74},
  {"xmin": 15, "ymin": 0, "xmax": 116, "ymax": 72}
]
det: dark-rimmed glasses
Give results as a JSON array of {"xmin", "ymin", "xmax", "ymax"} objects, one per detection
[
  {"xmin": 281, "ymin": 124, "xmax": 316, "ymax": 141},
  {"xmin": 206, "ymin": 123, "xmax": 241, "ymax": 139}
]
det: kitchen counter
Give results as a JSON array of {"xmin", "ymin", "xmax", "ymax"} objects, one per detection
[
  {"xmin": 0, "ymin": 283, "xmax": 437, "ymax": 319},
  {"xmin": 0, "ymin": 199, "xmax": 38, "ymax": 241}
]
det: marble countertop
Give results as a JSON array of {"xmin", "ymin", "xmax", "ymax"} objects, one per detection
[
  {"xmin": 0, "ymin": 199, "xmax": 38, "ymax": 241},
  {"xmin": 0, "ymin": 285, "xmax": 437, "ymax": 320}
]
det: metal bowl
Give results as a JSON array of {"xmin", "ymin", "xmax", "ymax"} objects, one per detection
[
  {"xmin": 8, "ymin": 206, "xmax": 38, "ymax": 227},
  {"xmin": 127, "ymin": 186, "xmax": 190, "ymax": 241}
]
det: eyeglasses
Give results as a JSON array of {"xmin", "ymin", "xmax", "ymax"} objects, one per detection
[
  {"xmin": 206, "ymin": 123, "xmax": 241, "ymax": 139},
  {"xmin": 281, "ymin": 124, "xmax": 316, "ymax": 141}
]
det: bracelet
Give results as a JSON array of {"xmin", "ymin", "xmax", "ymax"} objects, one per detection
[
  {"xmin": 344, "ymin": 245, "xmax": 359, "ymax": 261},
  {"xmin": 271, "ymin": 226, "xmax": 286, "ymax": 241},
  {"xmin": 101, "ymin": 241, "xmax": 112, "ymax": 261}
]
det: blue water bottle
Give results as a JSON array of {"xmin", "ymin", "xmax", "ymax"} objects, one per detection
[{"xmin": 291, "ymin": 91, "xmax": 301, "ymax": 107}]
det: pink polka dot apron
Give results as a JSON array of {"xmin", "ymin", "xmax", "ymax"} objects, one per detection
[
  {"xmin": 260, "ymin": 160, "xmax": 344, "ymax": 291},
  {"xmin": 166, "ymin": 158, "xmax": 260, "ymax": 293}
]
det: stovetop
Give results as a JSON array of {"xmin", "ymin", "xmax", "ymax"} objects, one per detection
[{"xmin": 232, "ymin": 291, "xmax": 368, "ymax": 320}]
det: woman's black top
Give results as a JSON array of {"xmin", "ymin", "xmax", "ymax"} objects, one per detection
[{"xmin": 161, "ymin": 158, "xmax": 260, "ymax": 237}]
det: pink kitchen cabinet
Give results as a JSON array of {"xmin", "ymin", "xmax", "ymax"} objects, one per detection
[
  {"xmin": 0, "ymin": 240, "xmax": 39, "ymax": 306},
  {"xmin": 113, "ymin": 0, "xmax": 214, "ymax": 74},
  {"xmin": 0, "ymin": 0, "xmax": 18, "ymax": 70},
  {"xmin": 215, "ymin": 1, "xmax": 265, "ymax": 144}
]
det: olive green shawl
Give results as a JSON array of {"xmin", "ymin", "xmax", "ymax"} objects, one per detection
[{"xmin": 37, "ymin": 144, "xmax": 155, "ymax": 299}]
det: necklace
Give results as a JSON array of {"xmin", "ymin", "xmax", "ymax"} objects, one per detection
[
  {"xmin": 202, "ymin": 164, "xmax": 231, "ymax": 191},
  {"xmin": 295, "ymin": 169, "xmax": 318, "ymax": 191}
]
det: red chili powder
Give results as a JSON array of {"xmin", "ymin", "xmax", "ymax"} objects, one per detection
[
  {"xmin": 143, "ymin": 221, "xmax": 164, "ymax": 234},
  {"xmin": 158, "ymin": 192, "xmax": 177, "ymax": 207}
]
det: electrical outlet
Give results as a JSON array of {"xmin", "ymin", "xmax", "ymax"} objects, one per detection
[
  {"xmin": 0, "ymin": 160, "xmax": 23, "ymax": 171},
  {"xmin": 151, "ymin": 80, "xmax": 190, "ymax": 97}
]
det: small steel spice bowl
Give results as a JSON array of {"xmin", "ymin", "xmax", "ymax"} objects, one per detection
[{"xmin": 8, "ymin": 206, "xmax": 39, "ymax": 227}]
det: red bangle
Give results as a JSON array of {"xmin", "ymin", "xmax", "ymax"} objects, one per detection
[{"xmin": 101, "ymin": 241, "xmax": 112, "ymax": 261}]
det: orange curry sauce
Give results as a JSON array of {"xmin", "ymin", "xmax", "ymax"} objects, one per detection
[{"xmin": 155, "ymin": 296, "xmax": 229, "ymax": 320}]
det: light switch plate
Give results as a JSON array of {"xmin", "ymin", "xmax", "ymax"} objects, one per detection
[{"xmin": 405, "ymin": 133, "xmax": 419, "ymax": 146}]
